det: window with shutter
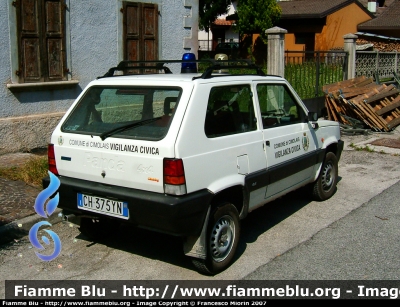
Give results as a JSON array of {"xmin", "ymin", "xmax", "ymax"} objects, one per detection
[
  {"xmin": 16, "ymin": 0, "xmax": 67, "ymax": 83},
  {"xmin": 123, "ymin": 2, "xmax": 158, "ymax": 66}
]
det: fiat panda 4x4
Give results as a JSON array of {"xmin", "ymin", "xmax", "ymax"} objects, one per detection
[{"xmin": 43, "ymin": 54, "xmax": 344, "ymax": 275}]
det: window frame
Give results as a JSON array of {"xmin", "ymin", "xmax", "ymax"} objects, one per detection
[
  {"xmin": 204, "ymin": 84, "xmax": 257, "ymax": 138},
  {"xmin": 8, "ymin": 0, "xmax": 72, "ymax": 86},
  {"xmin": 60, "ymin": 85, "xmax": 182, "ymax": 141},
  {"xmin": 120, "ymin": 1, "xmax": 159, "ymax": 63},
  {"xmin": 256, "ymin": 83, "xmax": 306, "ymax": 129}
]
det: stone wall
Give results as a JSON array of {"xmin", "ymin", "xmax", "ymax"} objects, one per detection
[{"xmin": 0, "ymin": 113, "xmax": 64, "ymax": 155}]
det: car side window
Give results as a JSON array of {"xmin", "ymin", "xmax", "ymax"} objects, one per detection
[
  {"xmin": 205, "ymin": 85, "xmax": 256, "ymax": 138},
  {"xmin": 256, "ymin": 84, "xmax": 305, "ymax": 128}
]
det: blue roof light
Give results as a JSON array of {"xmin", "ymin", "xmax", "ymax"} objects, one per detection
[{"xmin": 181, "ymin": 53, "xmax": 197, "ymax": 73}]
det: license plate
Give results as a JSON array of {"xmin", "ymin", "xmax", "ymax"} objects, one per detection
[{"xmin": 77, "ymin": 193, "xmax": 129, "ymax": 219}]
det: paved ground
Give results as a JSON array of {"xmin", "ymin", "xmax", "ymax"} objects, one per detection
[
  {"xmin": 0, "ymin": 152, "xmax": 42, "ymax": 224},
  {"xmin": 0, "ymin": 127, "xmax": 400, "ymax": 246},
  {"xmin": 0, "ymin": 151, "xmax": 60, "ymax": 245}
]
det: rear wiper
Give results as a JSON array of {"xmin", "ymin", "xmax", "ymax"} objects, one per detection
[{"xmin": 99, "ymin": 117, "xmax": 162, "ymax": 141}]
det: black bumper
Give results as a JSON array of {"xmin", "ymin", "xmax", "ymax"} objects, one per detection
[
  {"xmin": 42, "ymin": 176, "xmax": 213, "ymax": 237},
  {"xmin": 337, "ymin": 140, "xmax": 344, "ymax": 161}
]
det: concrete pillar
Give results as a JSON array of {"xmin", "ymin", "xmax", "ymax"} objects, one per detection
[
  {"xmin": 265, "ymin": 27, "xmax": 287, "ymax": 77},
  {"xmin": 343, "ymin": 33, "xmax": 358, "ymax": 80}
]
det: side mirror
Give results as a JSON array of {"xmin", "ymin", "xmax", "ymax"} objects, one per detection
[
  {"xmin": 308, "ymin": 112, "xmax": 318, "ymax": 121},
  {"xmin": 308, "ymin": 111, "xmax": 319, "ymax": 129}
]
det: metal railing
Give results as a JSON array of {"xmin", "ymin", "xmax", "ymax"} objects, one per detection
[
  {"xmin": 199, "ymin": 40, "xmax": 213, "ymax": 51},
  {"xmin": 284, "ymin": 51, "xmax": 348, "ymax": 99},
  {"xmin": 198, "ymin": 39, "xmax": 239, "ymax": 51}
]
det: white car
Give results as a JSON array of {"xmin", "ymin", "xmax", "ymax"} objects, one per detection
[{"xmin": 43, "ymin": 54, "xmax": 344, "ymax": 275}]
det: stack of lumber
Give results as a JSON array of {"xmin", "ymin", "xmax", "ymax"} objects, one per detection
[
  {"xmin": 357, "ymin": 38, "xmax": 400, "ymax": 52},
  {"xmin": 323, "ymin": 76, "xmax": 400, "ymax": 132}
]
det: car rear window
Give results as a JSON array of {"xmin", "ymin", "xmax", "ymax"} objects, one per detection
[{"xmin": 61, "ymin": 86, "xmax": 181, "ymax": 141}]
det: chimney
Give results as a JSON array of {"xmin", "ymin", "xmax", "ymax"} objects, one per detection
[{"xmin": 368, "ymin": 0, "xmax": 377, "ymax": 13}]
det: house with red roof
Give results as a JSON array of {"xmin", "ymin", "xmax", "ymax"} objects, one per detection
[
  {"xmin": 276, "ymin": 0, "xmax": 374, "ymax": 51},
  {"xmin": 209, "ymin": 0, "xmax": 400, "ymax": 53}
]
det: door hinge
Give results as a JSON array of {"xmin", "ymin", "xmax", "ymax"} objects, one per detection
[
  {"xmin": 120, "ymin": 8, "xmax": 124, "ymax": 13},
  {"xmin": 15, "ymin": 70, "xmax": 21, "ymax": 76},
  {"xmin": 12, "ymin": 1, "xmax": 18, "ymax": 7}
]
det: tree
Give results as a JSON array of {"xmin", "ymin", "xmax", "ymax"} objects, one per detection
[
  {"xmin": 199, "ymin": 0, "xmax": 232, "ymax": 32},
  {"xmin": 234, "ymin": 0, "xmax": 281, "ymax": 42}
]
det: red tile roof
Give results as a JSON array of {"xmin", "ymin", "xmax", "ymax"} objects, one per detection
[{"xmin": 213, "ymin": 19, "xmax": 234, "ymax": 26}]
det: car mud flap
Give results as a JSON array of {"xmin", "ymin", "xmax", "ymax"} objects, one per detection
[{"xmin": 183, "ymin": 206, "xmax": 211, "ymax": 259}]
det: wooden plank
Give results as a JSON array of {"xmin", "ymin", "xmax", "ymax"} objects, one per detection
[
  {"xmin": 376, "ymin": 97, "xmax": 400, "ymax": 116},
  {"xmin": 350, "ymin": 84, "xmax": 387, "ymax": 104},
  {"xmin": 339, "ymin": 83, "xmax": 380, "ymax": 98},
  {"xmin": 341, "ymin": 98, "xmax": 372, "ymax": 128},
  {"xmin": 323, "ymin": 75, "xmax": 400, "ymax": 131},
  {"xmin": 328, "ymin": 95, "xmax": 343, "ymax": 113},
  {"xmin": 352, "ymin": 99, "xmax": 386, "ymax": 130},
  {"xmin": 364, "ymin": 87, "xmax": 399, "ymax": 104},
  {"xmin": 328, "ymin": 96, "xmax": 348, "ymax": 124},
  {"xmin": 346, "ymin": 99, "xmax": 378, "ymax": 129},
  {"xmin": 364, "ymin": 102, "xmax": 390, "ymax": 131},
  {"xmin": 325, "ymin": 97, "xmax": 333, "ymax": 121},
  {"xmin": 386, "ymin": 96, "xmax": 400, "ymax": 116},
  {"xmin": 370, "ymin": 94, "xmax": 400, "ymax": 126},
  {"xmin": 387, "ymin": 117, "xmax": 400, "ymax": 130},
  {"xmin": 351, "ymin": 77, "xmax": 375, "ymax": 88},
  {"xmin": 323, "ymin": 76, "xmax": 367, "ymax": 93},
  {"xmin": 325, "ymin": 97, "xmax": 339, "ymax": 122}
]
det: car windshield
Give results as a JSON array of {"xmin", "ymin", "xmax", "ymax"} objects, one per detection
[{"xmin": 61, "ymin": 86, "xmax": 181, "ymax": 141}]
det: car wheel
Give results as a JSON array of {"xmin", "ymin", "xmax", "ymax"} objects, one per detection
[
  {"xmin": 192, "ymin": 202, "xmax": 240, "ymax": 275},
  {"xmin": 312, "ymin": 152, "xmax": 338, "ymax": 201}
]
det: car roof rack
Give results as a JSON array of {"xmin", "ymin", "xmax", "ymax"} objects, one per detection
[
  {"xmin": 195, "ymin": 59, "xmax": 266, "ymax": 79},
  {"xmin": 97, "ymin": 59, "xmax": 266, "ymax": 79}
]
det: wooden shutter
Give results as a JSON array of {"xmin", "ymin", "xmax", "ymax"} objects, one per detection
[
  {"xmin": 19, "ymin": 0, "xmax": 41, "ymax": 82},
  {"xmin": 123, "ymin": 2, "xmax": 158, "ymax": 62},
  {"xmin": 124, "ymin": 2, "xmax": 141, "ymax": 61},
  {"xmin": 142, "ymin": 3, "xmax": 158, "ymax": 62},
  {"xmin": 45, "ymin": 0, "xmax": 66, "ymax": 81},
  {"xmin": 16, "ymin": 0, "xmax": 66, "ymax": 83}
]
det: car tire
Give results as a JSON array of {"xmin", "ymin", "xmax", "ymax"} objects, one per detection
[
  {"xmin": 312, "ymin": 152, "xmax": 338, "ymax": 201},
  {"xmin": 192, "ymin": 202, "xmax": 240, "ymax": 275}
]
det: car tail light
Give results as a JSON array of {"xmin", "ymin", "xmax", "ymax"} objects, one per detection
[
  {"xmin": 163, "ymin": 158, "xmax": 186, "ymax": 195},
  {"xmin": 48, "ymin": 143, "xmax": 59, "ymax": 175}
]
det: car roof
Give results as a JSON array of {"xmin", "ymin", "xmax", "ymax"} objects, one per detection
[
  {"xmin": 90, "ymin": 73, "xmax": 285, "ymax": 86},
  {"xmin": 94, "ymin": 57, "xmax": 283, "ymax": 83}
]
